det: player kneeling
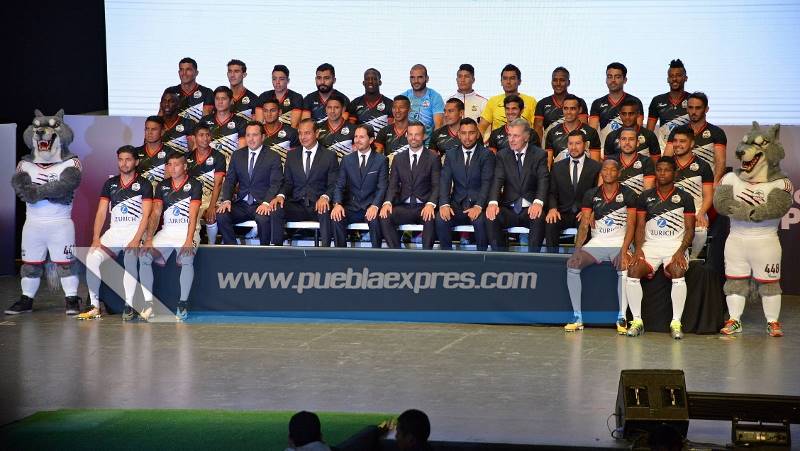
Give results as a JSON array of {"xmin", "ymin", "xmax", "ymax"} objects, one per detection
[
  {"xmin": 139, "ymin": 153, "xmax": 202, "ymax": 321},
  {"xmin": 80, "ymin": 146, "xmax": 152, "ymax": 320},
  {"xmin": 564, "ymin": 159, "xmax": 636, "ymax": 333}
]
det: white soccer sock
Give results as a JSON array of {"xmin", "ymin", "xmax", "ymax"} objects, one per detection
[
  {"xmin": 762, "ymin": 294, "xmax": 781, "ymax": 323},
  {"xmin": 85, "ymin": 249, "xmax": 108, "ymax": 307},
  {"xmin": 626, "ymin": 277, "xmax": 643, "ymax": 320},
  {"xmin": 21, "ymin": 277, "xmax": 40, "ymax": 298},
  {"xmin": 617, "ymin": 271, "xmax": 628, "ymax": 319},
  {"xmin": 139, "ymin": 260, "xmax": 154, "ymax": 302},
  {"xmin": 206, "ymin": 222, "xmax": 219, "ymax": 245},
  {"xmin": 179, "ymin": 263, "xmax": 194, "ymax": 302},
  {"xmin": 60, "ymin": 275, "xmax": 79, "ymax": 297},
  {"xmin": 690, "ymin": 227, "xmax": 707, "ymax": 259},
  {"xmin": 726, "ymin": 294, "xmax": 746, "ymax": 322},
  {"xmin": 122, "ymin": 251, "xmax": 139, "ymax": 306},
  {"xmin": 671, "ymin": 277, "xmax": 687, "ymax": 322},
  {"xmin": 566, "ymin": 268, "xmax": 582, "ymax": 321}
]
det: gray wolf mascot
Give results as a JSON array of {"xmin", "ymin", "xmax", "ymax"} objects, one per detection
[
  {"xmin": 714, "ymin": 122, "xmax": 793, "ymax": 336},
  {"xmin": 6, "ymin": 110, "xmax": 83, "ymax": 315}
]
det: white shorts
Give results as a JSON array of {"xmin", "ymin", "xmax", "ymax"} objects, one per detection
[
  {"xmin": 725, "ymin": 234, "xmax": 782, "ymax": 283},
  {"xmin": 21, "ymin": 218, "xmax": 75, "ymax": 264},
  {"xmin": 641, "ymin": 241, "xmax": 686, "ymax": 275},
  {"xmin": 582, "ymin": 239, "xmax": 624, "ymax": 263},
  {"xmin": 149, "ymin": 228, "xmax": 197, "ymax": 266},
  {"xmin": 100, "ymin": 227, "xmax": 139, "ymax": 255}
]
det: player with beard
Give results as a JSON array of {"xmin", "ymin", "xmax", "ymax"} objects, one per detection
[
  {"xmin": 670, "ymin": 126, "xmax": 714, "ymax": 259},
  {"xmin": 647, "ymin": 59, "xmax": 690, "ymax": 152},
  {"xmin": 545, "ymin": 95, "xmax": 600, "ymax": 165},
  {"xmin": 589, "ymin": 62, "xmax": 644, "ymax": 155},
  {"xmin": 665, "ymin": 92, "xmax": 727, "ymax": 183},
  {"xmin": 318, "ymin": 95, "xmax": 353, "ymax": 159},
  {"xmin": 401, "ymin": 64, "xmax": 445, "ymax": 143},
  {"xmin": 302, "ymin": 63, "xmax": 350, "ymax": 123},
  {"xmin": 615, "ymin": 127, "xmax": 655, "ymax": 196},
  {"xmin": 603, "ymin": 98, "xmax": 660, "ymax": 160}
]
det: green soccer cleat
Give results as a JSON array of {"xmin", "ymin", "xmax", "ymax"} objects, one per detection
[
  {"xmin": 670, "ymin": 320, "xmax": 684, "ymax": 340},
  {"xmin": 627, "ymin": 319, "xmax": 644, "ymax": 337}
]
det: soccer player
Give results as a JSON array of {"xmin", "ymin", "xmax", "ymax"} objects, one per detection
[
  {"xmin": 448, "ymin": 63, "xmax": 487, "ymax": 122},
  {"xmin": 429, "ymin": 98, "xmax": 465, "ymax": 156},
  {"xmin": 545, "ymin": 95, "xmax": 601, "ymax": 165},
  {"xmin": 589, "ymin": 62, "xmax": 644, "ymax": 154},
  {"xmin": 160, "ymin": 91, "xmax": 195, "ymax": 154},
  {"xmin": 137, "ymin": 116, "xmax": 173, "ymax": 185},
  {"xmin": 402, "ymin": 64, "xmax": 445, "ymax": 143},
  {"xmin": 197, "ymin": 86, "xmax": 248, "ymax": 161},
  {"xmin": 139, "ymin": 153, "xmax": 202, "ymax": 322},
  {"xmin": 302, "ymin": 63, "xmax": 350, "ymax": 123},
  {"xmin": 487, "ymin": 95, "xmax": 533, "ymax": 154},
  {"xmin": 347, "ymin": 68, "xmax": 393, "ymax": 131},
  {"xmin": 331, "ymin": 124, "xmax": 389, "ymax": 248},
  {"xmin": 80, "ymin": 146, "xmax": 152, "ymax": 320},
  {"xmin": 479, "ymin": 64, "xmax": 537, "ymax": 135},
  {"xmin": 626, "ymin": 156, "xmax": 695, "ymax": 339},
  {"xmin": 603, "ymin": 98, "xmax": 660, "ymax": 160},
  {"xmin": 375, "ymin": 95, "xmax": 411, "ymax": 156},
  {"xmin": 255, "ymin": 64, "xmax": 304, "ymax": 128},
  {"xmin": 615, "ymin": 128, "xmax": 655, "ymax": 196},
  {"xmin": 436, "ymin": 118, "xmax": 495, "ymax": 251},
  {"xmin": 261, "ymin": 97, "xmax": 300, "ymax": 164},
  {"xmin": 317, "ymin": 94, "xmax": 353, "ymax": 159},
  {"xmin": 534, "ymin": 67, "xmax": 588, "ymax": 147},
  {"xmin": 226, "ymin": 59, "xmax": 257, "ymax": 121},
  {"xmin": 671, "ymin": 126, "xmax": 714, "ymax": 259},
  {"xmin": 647, "ymin": 59, "xmax": 690, "ymax": 152},
  {"xmin": 186, "ymin": 124, "xmax": 226, "ymax": 245},
  {"xmin": 564, "ymin": 159, "xmax": 637, "ymax": 333},
  {"xmin": 161, "ymin": 57, "xmax": 213, "ymax": 122},
  {"xmin": 665, "ymin": 92, "xmax": 727, "ymax": 183}
]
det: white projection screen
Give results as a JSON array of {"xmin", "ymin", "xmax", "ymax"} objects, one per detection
[{"xmin": 106, "ymin": 0, "xmax": 800, "ymax": 125}]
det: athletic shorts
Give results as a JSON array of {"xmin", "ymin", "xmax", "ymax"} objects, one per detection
[
  {"xmin": 641, "ymin": 241, "xmax": 686, "ymax": 276},
  {"xmin": 100, "ymin": 227, "xmax": 139, "ymax": 255},
  {"xmin": 582, "ymin": 238, "xmax": 624, "ymax": 263},
  {"xmin": 725, "ymin": 234, "xmax": 781, "ymax": 283},
  {"xmin": 148, "ymin": 228, "xmax": 197, "ymax": 266},
  {"xmin": 21, "ymin": 218, "xmax": 75, "ymax": 264}
]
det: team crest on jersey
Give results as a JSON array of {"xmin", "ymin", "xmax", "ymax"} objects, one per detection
[
  {"xmin": 638, "ymin": 135, "xmax": 645, "ymax": 144},
  {"xmin": 206, "ymin": 157, "xmax": 214, "ymax": 165},
  {"xmin": 616, "ymin": 194, "xmax": 624, "ymax": 202},
  {"xmin": 341, "ymin": 126, "xmax": 349, "ymax": 135},
  {"xmin": 422, "ymin": 100, "xmax": 430, "ymax": 108},
  {"xmin": 242, "ymin": 96, "xmax": 250, "ymax": 105},
  {"xmin": 702, "ymin": 130, "xmax": 711, "ymax": 139},
  {"xmin": 283, "ymin": 98, "xmax": 291, "ymax": 106},
  {"xmin": 176, "ymin": 124, "xmax": 184, "ymax": 133},
  {"xmin": 278, "ymin": 130, "xmax": 286, "ymax": 138},
  {"xmin": 671, "ymin": 194, "xmax": 681, "ymax": 203},
  {"xmin": 377, "ymin": 102, "xmax": 385, "ymax": 111},
  {"xmin": 157, "ymin": 151, "xmax": 166, "ymax": 158},
  {"xmin": 681, "ymin": 100, "xmax": 688, "ymax": 108},
  {"xmin": 132, "ymin": 182, "xmax": 141, "ymax": 191},
  {"xmin": 633, "ymin": 160, "xmax": 642, "ymax": 169},
  {"xmin": 183, "ymin": 183, "xmax": 192, "ymax": 192},
  {"xmin": 193, "ymin": 91, "xmax": 202, "ymax": 99},
  {"xmin": 471, "ymin": 105, "xmax": 478, "ymax": 112},
  {"xmin": 227, "ymin": 122, "xmax": 235, "ymax": 129},
  {"xmin": 690, "ymin": 162, "xmax": 699, "ymax": 171}
]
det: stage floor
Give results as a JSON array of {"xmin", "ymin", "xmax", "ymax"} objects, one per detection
[{"xmin": 1, "ymin": 275, "xmax": 798, "ymax": 448}]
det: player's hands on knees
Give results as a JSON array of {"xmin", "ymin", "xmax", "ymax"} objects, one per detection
[
  {"xmin": 256, "ymin": 203, "xmax": 270, "ymax": 216},
  {"xmin": 204, "ymin": 208, "xmax": 216, "ymax": 224},
  {"xmin": 379, "ymin": 203, "xmax": 392, "ymax": 219},
  {"xmin": 671, "ymin": 252, "xmax": 688, "ymax": 272},
  {"xmin": 90, "ymin": 238, "xmax": 102, "ymax": 252},
  {"xmin": 696, "ymin": 213, "xmax": 709, "ymax": 228},
  {"xmin": 139, "ymin": 239, "xmax": 154, "ymax": 257},
  {"xmin": 545, "ymin": 208, "xmax": 560, "ymax": 224},
  {"xmin": 528, "ymin": 203, "xmax": 543, "ymax": 220},
  {"xmin": 439, "ymin": 205, "xmax": 453, "ymax": 221},
  {"xmin": 465, "ymin": 205, "xmax": 481, "ymax": 221},
  {"xmin": 331, "ymin": 204, "xmax": 345, "ymax": 222},
  {"xmin": 365, "ymin": 205, "xmax": 379, "ymax": 222},
  {"xmin": 421, "ymin": 204, "xmax": 435, "ymax": 222},
  {"xmin": 315, "ymin": 196, "xmax": 330, "ymax": 214},
  {"xmin": 618, "ymin": 249, "xmax": 634, "ymax": 270},
  {"xmin": 124, "ymin": 239, "xmax": 140, "ymax": 254},
  {"xmin": 486, "ymin": 204, "xmax": 499, "ymax": 221},
  {"xmin": 180, "ymin": 239, "xmax": 195, "ymax": 257},
  {"xmin": 217, "ymin": 201, "xmax": 231, "ymax": 214}
]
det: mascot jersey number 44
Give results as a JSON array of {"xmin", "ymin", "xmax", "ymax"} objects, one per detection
[
  {"xmin": 714, "ymin": 122, "xmax": 794, "ymax": 337},
  {"xmin": 6, "ymin": 110, "xmax": 83, "ymax": 315}
]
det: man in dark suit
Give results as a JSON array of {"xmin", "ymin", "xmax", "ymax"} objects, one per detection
[
  {"xmin": 545, "ymin": 129, "xmax": 602, "ymax": 252},
  {"xmin": 330, "ymin": 124, "xmax": 388, "ymax": 247},
  {"xmin": 485, "ymin": 118, "xmax": 549, "ymax": 252},
  {"xmin": 216, "ymin": 121, "xmax": 284, "ymax": 245},
  {"xmin": 436, "ymin": 118, "xmax": 495, "ymax": 250},
  {"xmin": 271, "ymin": 118, "xmax": 339, "ymax": 246},
  {"xmin": 379, "ymin": 121, "xmax": 441, "ymax": 249}
]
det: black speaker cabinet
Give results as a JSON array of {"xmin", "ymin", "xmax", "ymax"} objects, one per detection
[{"xmin": 615, "ymin": 369, "xmax": 689, "ymax": 438}]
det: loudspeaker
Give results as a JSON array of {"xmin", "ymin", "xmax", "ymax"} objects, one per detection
[{"xmin": 615, "ymin": 369, "xmax": 689, "ymax": 438}]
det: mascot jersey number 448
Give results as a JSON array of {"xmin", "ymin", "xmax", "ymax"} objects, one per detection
[{"xmin": 7, "ymin": 110, "xmax": 83, "ymax": 315}]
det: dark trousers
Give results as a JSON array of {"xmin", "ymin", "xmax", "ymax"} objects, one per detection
[
  {"xmin": 272, "ymin": 200, "xmax": 333, "ymax": 246},
  {"xmin": 487, "ymin": 205, "xmax": 545, "ymax": 252},
  {"xmin": 435, "ymin": 209, "xmax": 488, "ymax": 251},
  {"xmin": 333, "ymin": 208, "xmax": 382, "ymax": 248},
  {"xmin": 379, "ymin": 204, "xmax": 435, "ymax": 249},
  {"xmin": 217, "ymin": 201, "xmax": 278, "ymax": 245},
  {"xmin": 545, "ymin": 210, "xmax": 580, "ymax": 253}
]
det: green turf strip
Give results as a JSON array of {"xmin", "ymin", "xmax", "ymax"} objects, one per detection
[{"xmin": 0, "ymin": 409, "xmax": 393, "ymax": 451}]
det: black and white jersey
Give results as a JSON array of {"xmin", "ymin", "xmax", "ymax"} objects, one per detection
[
  {"xmin": 100, "ymin": 173, "xmax": 153, "ymax": 229},
  {"xmin": 263, "ymin": 123, "xmax": 299, "ymax": 163},
  {"xmin": 163, "ymin": 84, "xmax": 214, "ymax": 123},
  {"xmin": 581, "ymin": 184, "xmax": 637, "ymax": 241},
  {"xmin": 375, "ymin": 124, "xmax": 409, "ymax": 156},
  {"xmin": 429, "ymin": 126, "xmax": 461, "ymax": 156},
  {"xmin": 154, "ymin": 177, "xmax": 203, "ymax": 232},
  {"xmin": 545, "ymin": 123, "xmax": 600, "ymax": 162},
  {"xmin": 161, "ymin": 116, "xmax": 195, "ymax": 154},
  {"xmin": 589, "ymin": 93, "xmax": 644, "ymax": 151},
  {"xmin": 674, "ymin": 155, "xmax": 714, "ymax": 212},
  {"xmin": 318, "ymin": 120, "xmax": 354, "ymax": 159},
  {"xmin": 256, "ymin": 89, "xmax": 304, "ymax": 125},
  {"xmin": 197, "ymin": 113, "xmax": 248, "ymax": 161},
  {"xmin": 534, "ymin": 94, "xmax": 588, "ymax": 137},
  {"xmin": 648, "ymin": 92, "xmax": 689, "ymax": 151},
  {"xmin": 488, "ymin": 125, "xmax": 510, "ymax": 153},
  {"xmin": 603, "ymin": 126, "xmax": 660, "ymax": 159},
  {"xmin": 302, "ymin": 89, "xmax": 350, "ymax": 123},
  {"xmin": 186, "ymin": 149, "xmax": 227, "ymax": 200},
  {"xmin": 136, "ymin": 143, "xmax": 173, "ymax": 184},
  {"xmin": 636, "ymin": 187, "xmax": 695, "ymax": 243},
  {"xmin": 347, "ymin": 94, "xmax": 392, "ymax": 131},
  {"xmin": 231, "ymin": 89, "xmax": 258, "ymax": 121},
  {"xmin": 668, "ymin": 123, "xmax": 727, "ymax": 176},
  {"xmin": 616, "ymin": 153, "xmax": 655, "ymax": 196}
]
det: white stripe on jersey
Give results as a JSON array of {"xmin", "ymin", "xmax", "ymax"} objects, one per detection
[
  {"xmin": 593, "ymin": 205, "xmax": 628, "ymax": 240},
  {"xmin": 328, "ymin": 141, "xmax": 353, "ymax": 159},
  {"xmin": 657, "ymin": 114, "xmax": 689, "ymax": 151},
  {"xmin": 693, "ymin": 144, "xmax": 716, "ymax": 173},
  {"xmin": 162, "ymin": 197, "xmax": 193, "ymax": 230},
  {"xmin": 165, "ymin": 135, "xmax": 189, "ymax": 153},
  {"xmin": 181, "ymin": 103, "xmax": 204, "ymax": 122},
  {"xmin": 723, "ymin": 172, "xmax": 793, "ymax": 237},
  {"xmin": 599, "ymin": 117, "xmax": 623, "ymax": 151},
  {"xmin": 365, "ymin": 116, "xmax": 390, "ymax": 132},
  {"xmin": 143, "ymin": 164, "xmax": 167, "ymax": 183},
  {"xmin": 646, "ymin": 209, "xmax": 685, "ymax": 242},
  {"xmin": 212, "ymin": 135, "xmax": 239, "ymax": 160},
  {"xmin": 622, "ymin": 174, "xmax": 645, "ymax": 195},
  {"xmin": 110, "ymin": 195, "xmax": 145, "ymax": 227},
  {"xmin": 675, "ymin": 175, "xmax": 703, "ymax": 210}
]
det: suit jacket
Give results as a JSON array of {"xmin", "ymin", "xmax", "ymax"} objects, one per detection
[
  {"xmin": 333, "ymin": 150, "xmax": 389, "ymax": 211},
  {"xmin": 385, "ymin": 148, "xmax": 441, "ymax": 206},
  {"xmin": 221, "ymin": 146, "xmax": 283, "ymax": 204},
  {"xmin": 547, "ymin": 155, "xmax": 601, "ymax": 213},
  {"xmin": 281, "ymin": 144, "xmax": 339, "ymax": 204},
  {"xmin": 439, "ymin": 144, "xmax": 495, "ymax": 209},
  {"xmin": 489, "ymin": 144, "xmax": 549, "ymax": 207}
]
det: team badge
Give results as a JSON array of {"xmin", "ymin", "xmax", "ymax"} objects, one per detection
[
  {"xmin": 283, "ymin": 98, "xmax": 291, "ymax": 106},
  {"xmin": 422, "ymin": 100, "xmax": 430, "ymax": 108},
  {"xmin": 193, "ymin": 91, "xmax": 202, "ymax": 99},
  {"xmin": 471, "ymin": 105, "xmax": 478, "ymax": 112},
  {"xmin": 341, "ymin": 126, "xmax": 349, "ymax": 135},
  {"xmin": 132, "ymin": 182, "xmax": 141, "ymax": 191},
  {"xmin": 638, "ymin": 135, "xmax": 645, "ymax": 144},
  {"xmin": 227, "ymin": 122, "xmax": 236, "ymax": 129},
  {"xmin": 377, "ymin": 102, "xmax": 385, "ymax": 111},
  {"xmin": 702, "ymin": 130, "xmax": 711, "ymax": 139},
  {"xmin": 611, "ymin": 122, "xmax": 621, "ymax": 131},
  {"xmin": 206, "ymin": 157, "xmax": 214, "ymax": 166},
  {"xmin": 278, "ymin": 130, "xmax": 286, "ymax": 138},
  {"xmin": 176, "ymin": 124, "xmax": 184, "ymax": 133},
  {"xmin": 242, "ymin": 96, "xmax": 250, "ymax": 105},
  {"xmin": 681, "ymin": 100, "xmax": 688, "ymax": 108},
  {"xmin": 633, "ymin": 160, "xmax": 642, "ymax": 169},
  {"xmin": 616, "ymin": 194, "xmax": 624, "ymax": 202},
  {"xmin": 690, "ymin": 162, "xmax": 699, "ymax": 171},
  {"xmin": 183, "ymin": 183, "xmax": 192, "ymax": 192},
  {"xmin": 157, "ymin": 151, "xmax": 166, "ymax": 159},
  {"xmin": 671, "ymin": 194, "xmax": 681, "ymax": 203}
]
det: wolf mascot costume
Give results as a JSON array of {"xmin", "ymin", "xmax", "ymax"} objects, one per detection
[
  {"xmin": 6, "ymin": 110, "xmax": 83, "ymax": 315},
  {"xmin": 714, "ymin": 122, "xmax": 793, "ymax": 337}
]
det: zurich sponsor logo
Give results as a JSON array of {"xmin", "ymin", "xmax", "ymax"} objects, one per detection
[
  {"xmin": 172, "ymin": 206, "xmax": 181, "ymax": 216},
  {"xmin": 604, "ymin": 217, "xmax": 614, "ymax": 226},
  {"xmin": 121, "ymin": 205, "xmax": 129, "ymax": 214},
  {"xmin": 656, "ymin": 218, "xmax": 667, "ymax": 228}
]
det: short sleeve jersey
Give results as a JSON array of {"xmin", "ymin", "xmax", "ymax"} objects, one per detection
[
  {"xmin": 545, "ymin": 123, "xmax": 600, "ymax": 163},
  {"xmin": 161, "ymin": 115, "xmax": 195, "ymax": 154},
  {"xmin": 648, "ymin": 92, "xmax": 690, "ymax": 151},
  {"xmin": 17, "ymin": 157, "xmax": 81, "ymax": 220},
  {"xmin": 256, "ymin": 89, "xmax": 304, "ymax": 126},
  {"xmin": 674, "ymin": 155, "xmax": 714, "ymax": 211},
  {"xmin": 263, "ymin": 123, "xmax": 299, "ymax": 163},
  {"xmin": 197, "ymin": 113, "xmax": 248, "ymax": 161},
  {"xmin": 347, "ymin": 94, "xmax": 393, "ymax": 132},
  {"xmin": 318, "ymin": 120, "xmax": 354, "ymax": 159},
  {"xmin": 720, "ymin": 172, "xmax": 795, "ymax": 237},
  {"xmin": 668, "ymin": 123, "xmax": 727, "ymax": 176},
  {"xmin": 375, "ymin": 124, "xmax": 410, "ymax": 156},
  {"xmin": 136, "ymin": 143, "xmax": 173, "ymax": 184},
  {"xmin": 480, "ymin": 92, "xmax": 537, "ymax": 130},
  {"xmin": 636, "ymin": 187, "xmax": 695, "ymax": 244},
  {"xmin": 534, "ymin": 94, "xmax": 588, "ymax": 137},
  {"xmin": 589, "ymin": 93, "xmax": 644, "ymax": 151},
  {"xmin": 401, "ymin": 88, "xmax": 445, "ymax": 140},
  {"xmin": 302, "ymin": 89, "xmax": 350, "ymax": 123},
  {"xmin": 231, "ymin": 89, "xmax": 258, "ymax": 121},
  {"xmin": 616, "ymin": 153, "xmax": 655, "ymax": 196},
  {"xmin": 429, "ymin": 126, "xmax": 461, "ymax": 156},
  {"xmin": 581, "ymin": 184, "xmax": 637, "ymax": 242},
  {"xmin": 100, "ymin": 173, "xmax": 153, "ymax": 229},
  {"xmin": 154, "ymin": 177, "xmax": 203, "ymax": 232},
  {"xmin": 603, "ymin": 126, "xmax": 661, "ymax": 159},
  {"xmin": 186, "ymin": 149, "xmax": 227, "ymax": 200},
  {"xmin": 163, "ymin": 84, "xmax": 214, "ymax": 123}
]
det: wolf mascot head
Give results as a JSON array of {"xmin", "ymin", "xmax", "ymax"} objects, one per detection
[
  {"xmin": 22, "ymin": 109, "xmax": 75, "ymax": 164},
  {"xmin": 735, "ymin": 122, "xmax": 786, "ymax": 183}
]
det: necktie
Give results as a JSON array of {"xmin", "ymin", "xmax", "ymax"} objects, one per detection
[
  {"xmin": 360, "ymin": 154, "xmax": 367, "ymax": 178},
  {"xmin": 305, "ymin": 150, "xmax": 312, "ymax": 177},
  {"xmin": 513, "ymin": 152, "xmax": 524, "ymax": 214},
  {"xmin": 411, "ymin": 152, "xmax": 418, "ymax": 173},
  {"xmin": 515, "ymin": 152, "xmax": 523, "ymax": 176},
  {"xmin": 465, "ymin": 150, "xmax": 472, "ymax": 172},
  {"xmin": 572, "ymin": 159, "xmax": 580, "ymax": 193},
  {"xmin": 248, "ymin": 151, "xmax": 256, "ymax": 179}
]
